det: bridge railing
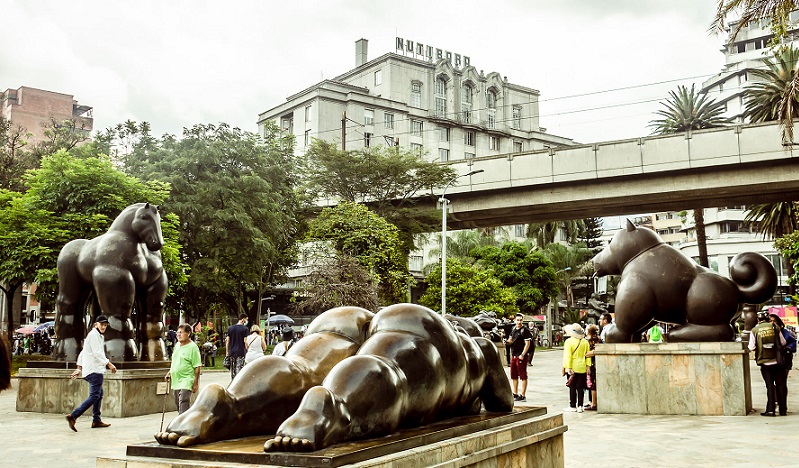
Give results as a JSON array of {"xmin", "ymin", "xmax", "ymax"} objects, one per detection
[{"xmin": 443, "ymin": 121, "xmax": 795, "ymax": 194}]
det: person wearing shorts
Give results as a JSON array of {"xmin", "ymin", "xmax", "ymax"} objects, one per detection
[{"xmin": 506, "ymin": 313, "xmax": 532, "ymax": 402}]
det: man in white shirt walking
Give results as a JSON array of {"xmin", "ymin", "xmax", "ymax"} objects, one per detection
[{"xmin": 66, "ymin": 315, "xmax": 117, "ymax": 431}]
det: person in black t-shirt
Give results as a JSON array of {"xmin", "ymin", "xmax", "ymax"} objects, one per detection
[{"xmin": 506, "ymin": 313, "xmax": 532, "ymax": 401}]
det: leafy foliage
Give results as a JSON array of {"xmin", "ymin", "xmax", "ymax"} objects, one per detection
[
  {"xmin": 300, "ymin": 139, "xmax": 457, "ymax": 252},
  {"xmin": 744, "ymin": 47, "xmax": 799, "ymax": 142},
  {"xmin": 293, "ymin": 254, "xmax": 380, "ymax": 314},
  {"xmin": 543, "ymin": 242, "xmax": 594, "ymax": 309},
  {"xmin": 128, "ymin": 122, "xmax": 301, "ymax": 319},
  {"xmin": 526, "ymin": 219, "xmax": 584, "ymax": 247},
  {"xmin": 648, "ymin": 84, "xmax": 730, "ymax": 135},
  {"xmin": 419, "ymin": 258, "xmax": 517, "ymax": 317},
  {"xmin": 775, "ymin": 231, "xmax": 799, "ymax": 290},
  {"xmin": 746, "ymin": 201, "xmax": 799, "ymax": 294},
  {"xmin": 713, "ymin": 1, "xmax": 796, "ymax": 50},
  {"xmin": 306, "ymin": 202, "xmax": 411, "ymax": 304},
  {"xmin": 0, "ymin": 117, "xmax": 37, "ymax": 192},
  {"xmin": 471, "ymin": 242, "xmax": 558, "ymax": 314}
]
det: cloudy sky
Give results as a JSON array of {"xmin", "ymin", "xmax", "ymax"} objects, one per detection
[{"xmin": 2, "ymin": 0, "xmax": 729, "ymax": 144}]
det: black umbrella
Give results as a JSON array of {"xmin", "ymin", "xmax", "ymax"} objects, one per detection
[{"xmin": 267, "ymin": 314, "xmax": 295, "ymax": 325}]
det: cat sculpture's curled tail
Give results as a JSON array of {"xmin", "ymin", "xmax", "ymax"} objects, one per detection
[{"xmin": 730, "ymin": 252, "xmax": 778, "ymax": 304}]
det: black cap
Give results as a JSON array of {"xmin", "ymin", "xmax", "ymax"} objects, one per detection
[
  {"xmin": 757, "ymin": 310, "xmax": 770, "ymax": 321},
  {"xmin": 95, "ymin": 315, "xmax": 109, "ymax": 324},
  {"xmin": 281, "ymin": 329, "xmax": 294, "ymax": 341}
]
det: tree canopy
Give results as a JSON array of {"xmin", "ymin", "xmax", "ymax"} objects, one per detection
[
  {"xmin": 471, "ymin": 242, "xmax": 558, "ymax": 314},
  {"xmin": 419, "ymin": 258, "xmax": 517, "ymax": 317},
  {"xmin": 305, "ymin": 201, "xmax": 411, "ymax": 304}
]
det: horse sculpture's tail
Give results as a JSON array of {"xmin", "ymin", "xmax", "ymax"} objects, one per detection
[{"xmin": 730, "ymin": 252, "xmax": 778, "ymax": 304}]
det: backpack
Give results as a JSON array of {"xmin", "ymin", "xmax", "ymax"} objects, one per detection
[{"xmin": 649, "ymin": 325, "xmax": 662, "ymax": 342}]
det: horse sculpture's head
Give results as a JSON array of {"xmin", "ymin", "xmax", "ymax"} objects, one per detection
[{"xmin": 132, "ymin": 203, "xmax": 165, "ymax": 251}]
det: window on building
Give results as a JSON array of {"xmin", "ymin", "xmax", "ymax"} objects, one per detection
[
  {"xmin": 411, "ymin": 119, "xmax": 423, "ymax": 136},
  {"xmin": 465, "ymin": 152, "xmax": 475, "ymax": 160},
  {"xmin": 435, "ymin": 77, "xmax": 447, "ymax": 118},
  {"xmin": 410, "ymin": 82, "xmax": 422, "ymax": 108},
  {"xmin": 409, "ymin": 255, "xmax": 423, "ymax": 272},
  {"xmin": 304, "ymin": 129, "xmax": 311, "ymax": 147},
  {"xmin": 514, "ymin": 224, "xmax": 526, "ymax": 238},
  {"xmin": 487, "ymin": 90, "xmax": 497, "ymax": 109},
  {"xmin": 364, "ymin": 132, "xmax": 372, "ymax": 148},
  {"xmin": 438, "ymin": 126, "xmax": 449, "ymax": 142},
  {"xmin": 374, "ymin": 70, "xmax": 382, "ymax": 86},
  {"xmin": 411, "ymin": 143, "xmax": 423, "ymax": 155},
  {"xmin": 512, "ymin": 106, "xmax": 522, "ymax": 129},
  {"xmin": 384, "ymin": 113, "xmax": 394, "ymax": 129},
  {"xmin": 464, "ymin": 131, "xmax": 475, "ymax": 146},
  {"xmin": 489, "ymin": 136, "xmax": 500, "ymax": 150},
  {"xmin": 280, "ymin": 115, "xmax": 294, "ymax": 134},
  {"xmin": 364, "ymin": 108, "xmax": 374, "ymax": 126},
  {"xmin": 487, "ymin": 110, "xmax": 496, "ymax": 129},
  {"xmin": 513, "ymin": 141, "xmax": 523, "ymax": 152},
  {"xmin": 439, "ymin": 148, "xmax": 449, "ymax": 162},
  {"xmin": 305, "ymin": 105, "xmax": 311, "ymax": 122},
  {"xmin": 461, "ymin": 84, "xmax": 473, "ymax": 123}
]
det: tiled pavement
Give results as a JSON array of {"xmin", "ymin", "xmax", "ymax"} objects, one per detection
[{"xmin": 1, "ymin": 349, "xmax": 796, "ymax": 467}]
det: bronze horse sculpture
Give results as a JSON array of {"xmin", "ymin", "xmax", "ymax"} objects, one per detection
[{"xmin": 53, "ymin": 203, "xmax": 169, "ymax": 362}]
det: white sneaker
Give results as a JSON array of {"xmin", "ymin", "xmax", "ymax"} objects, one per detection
[
  {"xmin": 563, "ymin": 407, "xmax": 577, "ymax": 412},
  {"xmin": 577, "ymin": 406, "xmax": 584, "ymax": 413}
]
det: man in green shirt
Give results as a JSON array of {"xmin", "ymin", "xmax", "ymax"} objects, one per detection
[{"xmin": 165, "ymin": 324, "xmax": 202, "ymax": 414}]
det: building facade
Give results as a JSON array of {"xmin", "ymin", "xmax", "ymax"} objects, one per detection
[
  {"xmin": 1, "ymin": 86, "xmax": 93, "ymax": 145},
  {"xmin": 257, "ymin": 39, "xmax": 573, "ymax": 162}
]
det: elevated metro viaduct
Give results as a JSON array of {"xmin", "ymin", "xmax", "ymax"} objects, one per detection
[{"xmin": 416, "ymin": 121, "xmax": 799, "ymax": 230}]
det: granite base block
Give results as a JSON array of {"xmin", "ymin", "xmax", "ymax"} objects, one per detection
[
  {"xmin": 96, "ymin": 408, "xmax": 566, "ymax": 468},
  {"xmin": 16, "ymin": 367, "xmax": 177, "ymax": 417},
  {"xmin": 594, "ymin": 342, "xmax": 751, "ymax": 416}
]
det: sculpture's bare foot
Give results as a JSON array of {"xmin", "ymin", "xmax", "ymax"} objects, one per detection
[
  {"xmin": 263, "ymin": 387, "xmax": 348, "ymax": 452},
  {"xmin": 154, "ymin": 383, "xmax": 234, "ymax": 447}
]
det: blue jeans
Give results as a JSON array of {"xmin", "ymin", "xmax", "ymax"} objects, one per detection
[{"xmin": 71, "ymin": 373, "xmax": 104, "ymax": 423}]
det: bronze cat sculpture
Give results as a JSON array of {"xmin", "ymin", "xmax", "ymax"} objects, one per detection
[{"xmin": 592, "ymin": 220, "xmax": 777, "ymax": 343}]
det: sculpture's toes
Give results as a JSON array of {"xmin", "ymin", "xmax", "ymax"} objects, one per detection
[
  {"xmin": 167, "ymin": 432, "xmax": 180, "ymax": 444},
  {"xmin": 177, "ymin": 435, "xmax": 198, "ymax": 447},
  {"xmin": 264, "ymin": 435, "xmax": 312, "ymax": 452}
]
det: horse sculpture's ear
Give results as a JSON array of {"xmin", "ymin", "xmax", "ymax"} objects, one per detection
[
  {"xmin": 144, "ymin": 202, "xmax": 150, "ymax": 210},
  {"xmin": 626, "ymin": 219, "xmax": 636, "ymax": 232}
]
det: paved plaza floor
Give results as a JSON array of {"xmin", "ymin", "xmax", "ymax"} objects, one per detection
[{"xmin": 1, "ymin": 348, "xmax": 796, "ymax": 467}]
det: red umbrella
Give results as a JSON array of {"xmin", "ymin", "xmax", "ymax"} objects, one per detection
[{"xmin": 15, "ymin": 326, "xmax": 36, "ymax": 335}]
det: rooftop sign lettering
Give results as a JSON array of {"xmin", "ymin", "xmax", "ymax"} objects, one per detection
[{"xmin": 395, "ymin": 37, "xmax": 470, "ymax": 68}]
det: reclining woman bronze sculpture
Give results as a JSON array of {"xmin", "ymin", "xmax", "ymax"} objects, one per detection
[{"xmin": 155, "ymin": 303, "xmax": 514, "ymax": 452}]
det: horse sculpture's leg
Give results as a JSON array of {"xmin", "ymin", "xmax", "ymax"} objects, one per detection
[
  {"xmin": 138, "ymin": 272, "xmax": 168, "ymax": 361},
  {"xmin": 54, "ymin": 240, "xmax": 89, "ymax": 361},
  {"xmin": 93, "ymin": 265, "xmax": 138, "ymax": 361}
]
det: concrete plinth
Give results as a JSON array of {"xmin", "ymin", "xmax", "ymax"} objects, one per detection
[
  {"xmin": 594, "ymin": 341, "xmax": 752, "ymax": 416},
  {"xmin": 97, "ymin": 407, "xmax": 566, "ymax": 467},
  {"xmin": 16, "ymin": 367, "xmax": 176, "ymax": 417}
]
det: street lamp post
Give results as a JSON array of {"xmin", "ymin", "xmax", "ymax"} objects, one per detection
[
  {"xmin": 440, "ymin": 169, "xmax": 484, "ymax": 315},
  {"xmin": 547, "ymin": 267, "xmax": 571, "ymax": 346}
]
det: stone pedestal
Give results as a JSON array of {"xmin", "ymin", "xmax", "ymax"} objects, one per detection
[
  {"xmin": 496, "ymin": 342, "xmax": 509, "ymax": 367},
  {"xmin": 97, "ymin": 408, "xmax": 566, "ymax": 467},
  {"xmin": 594, "ymin": 342, "xmax": 752, "ymax": 416},
  {"xmin": 16, "ymin": 366, "xmax": 176, "ymax": 417}
]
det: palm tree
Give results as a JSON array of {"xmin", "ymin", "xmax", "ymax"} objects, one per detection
[
  {"xmin": 526, "ymin": 219, "xmax": 584, "ymax": 248},
  {"xmin": 649, "ymin": 84, "xmax": 730, "ymax": 267},
  {"xmin": 744, "ymin": 201, "xmax": 799, "ymax": 294},
  {"xmin": 744, "ymin": 47, "xmax": 799, "ymax": 142},
  {"xmin": 648, "ymin": 84, "xmax": 731, "ymax": 134}
]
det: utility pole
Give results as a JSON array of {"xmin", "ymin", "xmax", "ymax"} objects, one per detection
[{"xmin": 341, "ymin": 111, "xmax": 346, "ymax": 151}]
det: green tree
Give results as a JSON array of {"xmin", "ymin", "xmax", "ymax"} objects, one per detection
[
  {"xmin": 745, "ymin": 201, "xmax": 799, "ymax": 294},
  {"xmin": 130, "ymin": 122, "xmax": 301, "ymax": 321},
  {"xmin": 419, "ymin": 258, "xmax": 516, "ymax": 317},
  {"xmin": 471, "ymin": 242, "xmax": 558, "ymax": 314},
  {"xmin": 0, "ymin": 151, "xmax": 188, "ymax": 340},
  {"xmin": 293, "ymin": 254, "xmax": 380, "ymax": 314},
  {"xmin": 305, "ymin": 201, "xmax": 411, "ymax": 304},
  {"xmin": 775, "ymin": 231, "xmax": 799, "ymax": 294},
  {"xmin": 29, "ymin": 118, "xmax": 91, "ymax": 160},
  {"xmin": 543, "ymin": 243, "xmax": 594, "ymax": 310},
  {"xmin": 649, "ymin": 84, "xmax": 730, "ymax": 267},
  {"xmin": 0, "ymin": 117, "xmax": 36, "ymax": 192},
  {"xmin": 578, "ymin": 217, "xmax": 603, "ymax": 304},
  {"xmin": 744, "ymin": 47, "xmax": 799, "ymax": 141},
  {"xmin": 300, "ymin": 139, "xmax": 457, "ymax": 252},
  {"xmin": 526, "ymin": 219, "xmax": 584, "ymax": 248}
]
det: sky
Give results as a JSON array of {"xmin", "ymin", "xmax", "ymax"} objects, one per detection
[{"xmin": 2, "ymin": 0, "xmax": 729, "ymax": 145}]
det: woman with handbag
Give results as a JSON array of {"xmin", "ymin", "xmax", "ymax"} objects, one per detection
[
  {"xmin": 244, "ymin": 325, "xmax": 267, "ymax": 365},
  {"xmin": 584, "ymin": 324, "xmax": 600, "ymax": 411},
  {"xmin": 562, "ymin": 323, "xmax": 590, "ymax": 413}
]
